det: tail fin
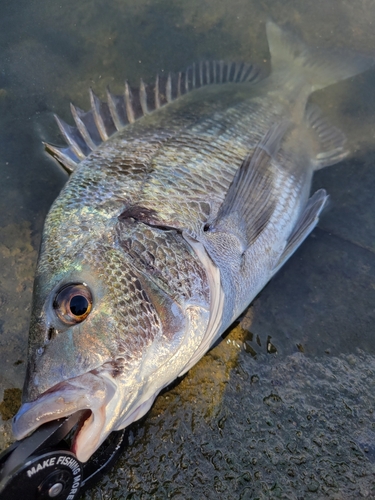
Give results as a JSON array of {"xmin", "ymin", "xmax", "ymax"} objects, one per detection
[{"xmin": 266, "ymin": 21, "xmax": 373, "ymax": 92}]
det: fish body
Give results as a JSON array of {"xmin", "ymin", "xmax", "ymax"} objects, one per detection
[{"xmin": 13, "ymin": 23, "xmax": 372, "ymax": 462}]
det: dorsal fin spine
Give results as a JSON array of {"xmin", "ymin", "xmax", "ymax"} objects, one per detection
[
  {"xmin": 185, "ymin": 69, "xmax": 190, "ymax": 91},
  {"xmin": 90, "ymin": 89, "xmax": 108, "ymax": 141},
  {"xmin": 206, "ymin": 61, "xmax": 210, "ymax": 84},
  {"xmin": 239, "ymin": 63, "xmax": 248, "ymax": 82},
  {"xmin": 139, "ymin": 78, "xmax": 149, "ymax": 115},
  {"xmin": 106, "ymin": 87, "xmax": 122, "ymax": 131},
  {"xmin": 166, "ymin": 73, "xmax": 172, "ymax": 103},
  {"xmin": 44, "ymin": 143, "xmax": 78, "ymax": 173},
  {"xmin": 155, "ymin": 75, "xmax": 161, "ymax": 109},
  {"xmin": 177, "ymin": 72, "xmax": 182, "ymax": 97},
  {"xmin": 199, "ymin": 62, "xmax": 203, "ymax": 86},
  {"xmin": 233, "ymin": 62, "xmax": 241, "ymax": 82},
  {"xmin": 213, "ymin": 62, "xmax": 217, "ymax": 83},
  {"xmin": 124, "ymin": 81, "xmax": 135, "ymax": 123},
  {"xmin": 219, "ymin": 61, "xmax": 224, "ymax": 83},
  {"xmin": 226, "ymin": 62, "xmax": 232, "ymax": 82},
  {"xmin": 70, "ymin": 104, "xmax": 96, "ymax": 150}
]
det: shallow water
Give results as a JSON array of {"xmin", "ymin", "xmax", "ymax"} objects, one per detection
[{"xmin": 1, "ymin": 0, "xmax": 375, "ymax": 498}]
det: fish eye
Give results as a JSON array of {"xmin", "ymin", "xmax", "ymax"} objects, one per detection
[{"xmin": 53, "ymin": 283, "xmax": 92, "ymax": 325}]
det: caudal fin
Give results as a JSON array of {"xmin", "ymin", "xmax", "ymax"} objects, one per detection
[{"xmin": 266, "ymin": 21, "xmax": 373, "ymax": 92}]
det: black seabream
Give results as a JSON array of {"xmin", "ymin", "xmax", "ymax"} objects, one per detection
[{"xmin": 12, "ymin": 22, "xmax": 372, "ymax": 462}]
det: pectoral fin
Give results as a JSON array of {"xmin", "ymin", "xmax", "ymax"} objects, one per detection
[
  {"xmin": 206, "ymin": 121, "xmax": 291, "ymax": 248},
  {"xmin": 272, "ymin": 188, "xmax": 328, "ymax": 274}
]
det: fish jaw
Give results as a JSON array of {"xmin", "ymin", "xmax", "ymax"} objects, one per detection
[{"xmin": 12, "ymin": 371, "xmax": 117, "ymax": 463}]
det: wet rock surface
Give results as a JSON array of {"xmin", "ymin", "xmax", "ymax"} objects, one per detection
[{"xmin": 84, "ymin": 344, "xmax": 375, "ymax": 499}]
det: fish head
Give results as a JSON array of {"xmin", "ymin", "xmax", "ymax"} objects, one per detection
[
  {"xmin": 23, "ymin": 267, "xmax": 111, "ymax": 401},
  {"xmin": 13, "ymin": 210, "xmax": 210, "ymax": 462}
]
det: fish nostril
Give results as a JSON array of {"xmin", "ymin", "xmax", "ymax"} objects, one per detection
[{"xmin": 46, "ymin": 326, "xmax": 55, "ymax": 343}]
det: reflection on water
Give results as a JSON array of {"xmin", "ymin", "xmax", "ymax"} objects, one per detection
[{"xmin": 1, "ymin": 0, "xmax": 375, "ymax": 497}]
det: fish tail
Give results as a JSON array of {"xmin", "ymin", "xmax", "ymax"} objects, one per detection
[{"xmin": 266, "ymin": 21, "xmax": 373, "ymax": 92}]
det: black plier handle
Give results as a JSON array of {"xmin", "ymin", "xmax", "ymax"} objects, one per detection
[{"xmin": 0, "ymin": 412, "xmax": 127, "ymax": 499}]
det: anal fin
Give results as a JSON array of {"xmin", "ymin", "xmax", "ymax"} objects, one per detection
[
  {"xmin": 273, "ymin": 189, "xmax": 328, "ymax": 274},
  {"xmin": 306, "ymin": 104, "xmax": 348, "ymax": 169}
]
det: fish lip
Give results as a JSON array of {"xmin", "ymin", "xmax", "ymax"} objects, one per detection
[
  {"xmin": 12, "ymin": 370, "xmax": 117, "ymax": 462},
  {"xmin": 71, "ymin": 408, "xmax": 92, "ymax": 448}
]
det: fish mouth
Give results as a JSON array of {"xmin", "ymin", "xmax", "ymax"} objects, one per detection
[{"xmin": 12, "ymin": 371, "xmax": 117, "ymax": 463}]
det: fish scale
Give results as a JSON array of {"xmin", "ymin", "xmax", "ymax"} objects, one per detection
[
  {"xmin": 117, "ymin": 224, "xmax": 209, "ymax": 304},
  {"xmin": 12, "ymin": 22, "xmax": 373, "ymax": 464},
  {"xmin": 134, "ymin": 103, "xmax": 283, "ymax": 232}
]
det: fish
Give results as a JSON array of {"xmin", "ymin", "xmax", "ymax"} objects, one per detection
[{"xmin": 12, "ymin": 22, "xmax": 372, "ymax": 463}]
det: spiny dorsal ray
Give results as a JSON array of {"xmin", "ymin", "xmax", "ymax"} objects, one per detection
[{"xmin": 45, "ymin": 60, "xmax": 263, "ymax": 174}]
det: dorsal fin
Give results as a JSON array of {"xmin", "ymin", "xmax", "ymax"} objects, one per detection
[{"xmin": 45, "ymin": 60, "xmax": 264, "ymax": 174}]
